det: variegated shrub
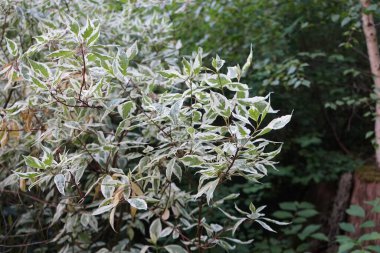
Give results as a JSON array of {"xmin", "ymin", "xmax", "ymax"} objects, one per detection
[{"xmin": 0, "ymin": 1, "xmax": 291, "ymax": 252}]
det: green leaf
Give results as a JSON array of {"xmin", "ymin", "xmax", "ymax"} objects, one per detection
[
  {"xmin": 297, "ymin": 209, "xmax": 318, "ymax": 218},
  {"xmin": 159, "ymin": 69, "xmax": 182, "ymax": 79},
  {"xmin": 292, "ymin": 217, "xmax": 307, "ymax": 224},
  {"xmin": 360, "ymin": 220, "xmax": 375, "ymax": 228},
  {"xmin": 338, "ymin": 242, "xmax": 355, "ymax": 253},
  {"xmin": 13, "ymin": 171, "xmax": 41, "ymax": 179},
  {"xmin": 311, "ymin": 233, "xmax": 328, "ymax": 241},
  {"xmin": 341, "ymin": 17, "xmax": 351, "ymax": 27},
  {"xmin": 82, "ymin": 19, "xmax": 94, "ymax": 39},
  {"xmin": 248, "ymin": 106, "xmax": 260, "ymax": 122},
  {"xmin": 297, "ymin": 202, "xmax": 314, "ymax": 209},
  {"xmin": 47, "ymin": 49, "xmax": 74, "ymax": 58},
  {"xmin": 272, "ymin": 210, "xmax": 293, "ymax": 219},
  {"xmin": 346, "ymin": 205, "xmax": 365, "ymax": 218},
  {"xmin": 364, "ymin": 4, "xmax": 378, "ymax": 14},
  {"xmin": 182, "ymin": 58, "xmax": 192, "ymax": 75},
  {"xmin": 24, "ymin": 156, "xmax": 45, "ymax": 169},
  {"xmin": 331, "ymin": 14, "xmax": 340, "ymax": 22},
  {"xmin": 358, "ymin": 232, "xmax": 380, "ymax": 242},
  {"xmin": 69, "ymin": 20, "xmax": 80, "ymax": 36},
  {"xmin": 339, "ymin": 222, "xmax": 355, "ymax": 233},
  {"xmin": 235, "ymin": 123, "xmax": 250, "ymax": 139},
  {"xmin": 279, "ymin": 202, "xmax": 297, "ymax": 211},
  {"xmin": 43, "ymin": 153, "xmax": 54, "ymax": 166},
  {"xmin": 87, "ymin": 25, "xmax": 100, "ymax": 46},
  {"xmin": 285, "ymin": 224, "xmax": 302, "ymax": 235},
  {"xmin": 249, "ymin": 202, "xmax": 256, "ymax": 212},
  {"xmin": 366, "ymin": 245, "xmax": 380, "ymax": 252},
  {"xmin": 298, "ymin": 224, "xmax": 321, "ymax": 240}
]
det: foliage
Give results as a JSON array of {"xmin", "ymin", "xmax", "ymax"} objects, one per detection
[
  {"xmin": 253, "ymin": 201, "xmax": 327, "ymax": 253},
  {"xmin": 337, "ymin": 199, "xmax": 380, "ymax": 253},
  {"xmin": 171, "ymin": 0, "xmax": 374, "ymax": 186},
  {"xmin": 168, "ymin": 1, "xmax": 380, "ymax": 251},
  {"xmin": 0, "ymin": 1, "xmax": 292, "ymax": 252}
]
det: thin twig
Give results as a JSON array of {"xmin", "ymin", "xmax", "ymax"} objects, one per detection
[
  {"xmin": 0, "ymin": 238, "xmax": 52, "ymax": 248},
  {"xmin": 79, "ymin": 43, "xmax": 87, "ymax": 101}
]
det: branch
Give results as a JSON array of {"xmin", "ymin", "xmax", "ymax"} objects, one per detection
[
  {"xmin": 49, "ymin": 90, "xmax": 102, "ymax": 109},
  {"xmin": 79, "ymin": 43, "xmax": 87, "ymax": 101}
]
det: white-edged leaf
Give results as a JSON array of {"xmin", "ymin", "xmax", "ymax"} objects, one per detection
[
  {"xmin": 242, "ymin": 44, "xmax": 253, "ymax": 77},
  {"xmin": 117, "ymin": 101, "xmax": 135, "ymax": 119},
  {"xmin": 109, "ymin": 207, "xmax": 117, "ymax": 232},
  {"xmin": 159, "ymin": 69, "xmax": 182, "ymax": 79},
  {"xmin": 54, "ymin": 174, "xmax": 66, "ymax": 195},
  {"xmin": 262, "ymin": 217, "xmax": 290, "ymax": 226},
  {"xmin": 126, "ymin": 41, "xmax": 138, "ymax": 59},
  {"xmin": 6, "ymin": 38, "xmax": 18, "ymax": 56},
  {"xmin": 180, "ymin": 155, "xmax": 204, "ymax": 167},
  {"xmin": 29, "ymin": 59, "xmax": 51, "ymax": 78},
  {"xmin": 267, "ymin": 114, "xmax": 292, "ymax": 130},
  {"xmin": 51, "ymin": 201, "xmax": 66, "ymax": 225},
  {"xmin": 255, "ymin": 220, "xmax": 276, "ymax": 233},
  {"xmin": 232, "ymin": 218, "xmax": 247, "ymax": 235},
  {"xmin": 149, "ymin": 218, "xmax": 162, "ymax": 243},
  {"xmin": 210, "ymin": 91, "xmax": 232, "ymax": 118},
  {"xmin": 92, "ymin": 204, "xmax": 115, "ymax": 216},
  {"xmin": 101, "ymin": 175, "xmax": 115, "ymax": 199},
  {"xmin": 159, "ymin": 227, "xmax": 173, "ymax": 238},
  {"xmin": 24, "ymin": 156, "xmax": 45, "ymax": 169},
  {"xmin": 170, "ymin": 99, "xmax": 184, "ymax": 124},
  {"xmin": 225, "ymin": 237, "xmax": 254, "ymax": 245},
  {"xmin": 164, "ymin": 245, "xmax": 187, "ymax": 253},
  {"xmin": 195, "ymin": 179, "xmax": 220, "ymax": 204},
  {"xmin": 259, "ymin": 114, "xmax": 292, "ymax": 136},
  {"xmin": 212, "ymin": 54, "xmax": 225, "ymax": 71},
  {"xmin": 127, "ymin": 198, "xmax": 147, "ymax": 210}
]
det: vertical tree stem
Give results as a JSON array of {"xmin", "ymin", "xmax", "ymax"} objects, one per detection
[{"xmin": 360, "ymin": 0, "xmax": 380, "ymax": 167}]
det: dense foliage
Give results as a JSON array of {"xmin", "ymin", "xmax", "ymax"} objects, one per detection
[
  {"xmin": 0, "ymin": 1, "xmax": 293, "ymax": 252},
  {"xmin": 169, "ymin": 0, "xmax": 380, "ymax": 252},
  {"xmin": 2, "ymin": 0, "xmax": 380, "ymax": 252}
]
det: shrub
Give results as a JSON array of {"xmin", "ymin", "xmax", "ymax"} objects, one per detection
[{"xmin": 0, "ymin": 1, "xmax": 291, "ymax": 252}]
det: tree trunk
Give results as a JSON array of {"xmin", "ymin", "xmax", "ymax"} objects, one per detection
[
  {"xmin": 360, "ymin": 0, "xmax": 380, "ymax": 167},
  {"xmin": 349, "ymin": 1, "xmax": 380, "ymax": 245},
  {"xmin": 327, "ymin": 173, "xmax": 353, "ymax": 253},
  {"xmin": 349, "ymin": 165, "xmax": 380, "ymax": 245}
]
